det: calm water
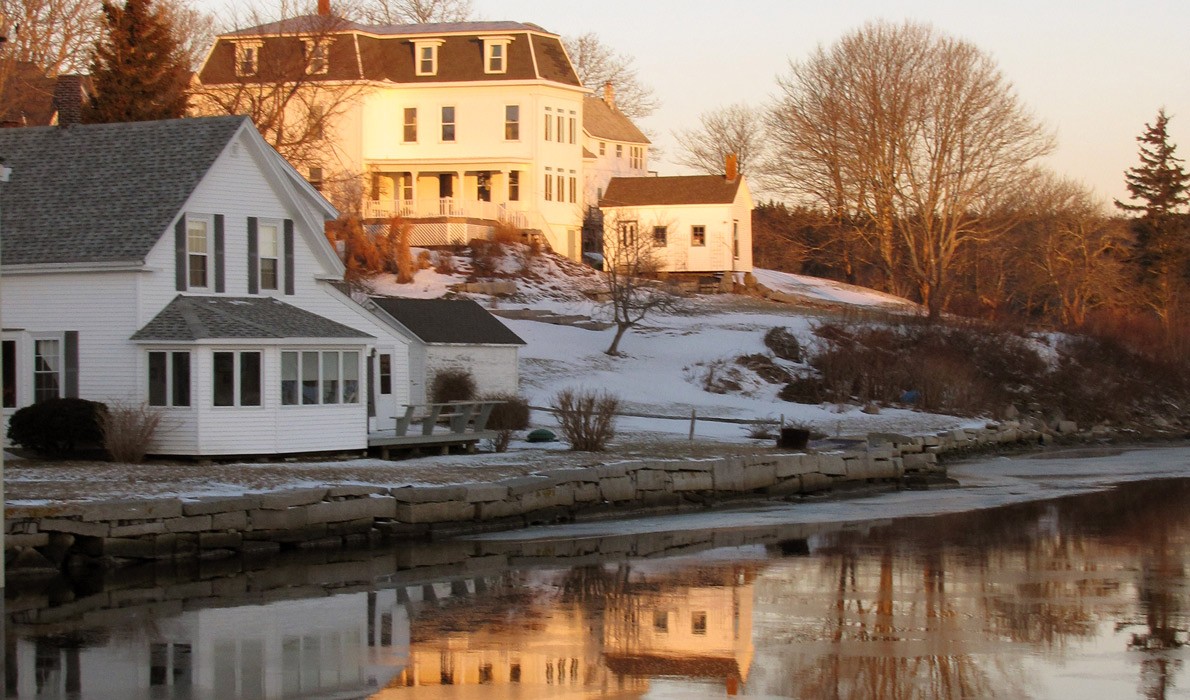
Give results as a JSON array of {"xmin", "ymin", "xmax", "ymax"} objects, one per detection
[{"xmin": 7, "ymin": 473, "xmax": 1190, "ymax": 699}]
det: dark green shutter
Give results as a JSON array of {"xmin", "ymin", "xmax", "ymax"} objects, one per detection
[
  {"xmin": 174, "ymin": 218, "xmax": 187, "ymax": 291},
  {"xmin": 283, "ymin": 219, "xmax": 295, "ymax": 295},
  {"xmin": 214, "ymin": 214, "xmax": 225, "ymax": 293},
  {"xmin": 63, "ymin": 331, "xmax": 79, "ymax": 398},
  {"xmin": 247, "ymin": 217, "xmax": 259, "ymax": 294}
]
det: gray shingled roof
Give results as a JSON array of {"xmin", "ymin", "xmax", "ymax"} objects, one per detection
[
  {"xmin": 0, "ymin": 115, "xmax": 248, "ymax": 266},
  {"xmin": 132, "ymin": 295, "xmax": 374, "ymax": 341},
  {"xmin": 583, "ymin": 95, "xmax": 650, "ymax": 144},
  {"xmin": 370, "ymin": 297, "xmax": 524, "ymax": 345}
]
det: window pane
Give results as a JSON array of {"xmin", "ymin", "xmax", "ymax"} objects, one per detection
[
  {"xmin": 33, "ymin": 339, "xmax": 60, "ymax": 403},
  {"xmin": 379, "ymin": 354, "xmax": 392, "ymax": 395},
  {"xmin": 213, "ymin": 352, "xmax": 234, "ymax": 406},
  {"xmin": 172, "ymin": 352, "xmax": 190, "ymax": 407},
  {"xmin": 505, "ymin": 105, "xmax": 519, "ymax": 140},
  {"xmin": 240, "ymin": 352, "xmax": 262, "ymax": 406},
  {"xmin": 302, "ymin": 351, "xmax": 319, "ymax": 405},
  {"xmin": 261, "ymin": 258, "xmax": 278, "ymax": 291},
  {"xmin": 282, "ymin": 351, "xmax": 299, "ymax": 405},
  {"xmin": 343, "ymin": 352, "xmax": 359, "ymax": 404},
  {"xmin": 149, "ymin": 352, "xmax": 167, "ymax": 406},
  {"xmin": 322, "ymin": 351, "xmax": 340, "ymax": 404},
  {"xmin": 2, "ymin": 340, "xmax": 15, "ymax": 408}
]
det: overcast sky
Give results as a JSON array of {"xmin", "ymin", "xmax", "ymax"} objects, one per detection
[{"xmin": 201, "ymin": 0, "xmax": 1190, "ymax": 207}]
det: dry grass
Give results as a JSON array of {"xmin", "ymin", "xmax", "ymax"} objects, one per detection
[{"xmin": 100, "ymin": 402, "xmax": 163, "ymax": 464}]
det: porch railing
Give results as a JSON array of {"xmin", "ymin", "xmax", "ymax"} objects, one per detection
[{"xmin": 365, "ymin": 198, "xmax": 530, "ymax": 228}]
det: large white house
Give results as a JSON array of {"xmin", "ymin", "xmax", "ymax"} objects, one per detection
[
  {"xmin": 0, "ymin": 116, "xmax": 480, "ymax": 456},
  {"xmin": 195, "ymin": 8, "xmax": 589, "ymax": 260}
]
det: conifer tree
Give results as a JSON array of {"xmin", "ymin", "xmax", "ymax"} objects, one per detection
[
  {"xmin": 84, "ymin": 0, "xmax": 189, "ymax": 123},
  {"xmin": 1116, "ymin": 109, "xmax": 1190, "ymax": 220}
]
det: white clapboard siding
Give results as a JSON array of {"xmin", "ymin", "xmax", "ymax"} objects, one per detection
[{"xmin": 425, "ymin": 345, "xmax": 520, "ymax": 396}]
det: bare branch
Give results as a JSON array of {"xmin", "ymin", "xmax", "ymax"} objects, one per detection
[{"xmin": 563, "ymin": 32, "xmax": 658, "ymax": 121}]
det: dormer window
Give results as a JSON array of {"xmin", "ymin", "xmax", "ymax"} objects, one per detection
[
  {"xmin": 483, "ymin": 36, "xmax": 513, "ymax": 74},
  {"xmin": 235, "ymin": 41, "xmax": 262, "ymax": 76},
  {"xmin": 303, "ymin": 39, "xmax": 329, "ymax": 75},
  {"xmin": 414, "ymin": 39, "xmax": 445, "ymax": 76}
]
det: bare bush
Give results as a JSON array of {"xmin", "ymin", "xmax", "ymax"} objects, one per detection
[
  {"xmin": 551, "ymin": 388, "xmax": 619, "ymax": 451},
  {"xmin": 101, "ymin": 401, "xmax": 163, "ymax": 464},
  {"xmin": 482, "ymin": 393, "xmax": 531, "ymax": 452},
  {"xmin": 432, "ymin": 250, "xmax": 453, "ymax": 273},
  {"xmin": 430, "ymin": 368, "xmax": 476, "ymax": 404},
  {"xmin": 763, "ymin": 327, "xmax": 802, "ymax": 362}
]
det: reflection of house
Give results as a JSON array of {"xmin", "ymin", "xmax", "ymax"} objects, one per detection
[
  {"xmin": 603, "ymin": 567, "xmax": 755, "ymax": 694},
  {"xmin": 195, "ymin": 3, "xmax": 588, "ymax": 260},
  {"xmin": 7, "ymin": 591, "xmax": 409, "ymax": 699},
  {"xmin": 366, "ymin": 297, "xmax": 525, "ymax": 406},
  {"xmin": 599, "ymin": 161, "xmax": 754, "ymax": 276},
  {"xmin": 0, "ymin": 115, "xmax": 423, "ymax": 455}
]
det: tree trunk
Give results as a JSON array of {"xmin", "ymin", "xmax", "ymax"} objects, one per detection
[{"xmin": 605, "ymin": 323, "xmax": 630, "ymax": 355}]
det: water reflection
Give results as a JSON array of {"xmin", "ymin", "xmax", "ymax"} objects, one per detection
[{"xmin": 7, "ymin": 478, "xmax": 1190, "ymax": 699}]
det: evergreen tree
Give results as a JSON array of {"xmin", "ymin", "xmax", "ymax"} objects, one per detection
[
  {"xmin": 1116, "ymin": 108, "xmax": 1190, "ymax": 220},
  {"xmin": 84, "ymin": 0, "xmax": 189, "ymax": 123}
]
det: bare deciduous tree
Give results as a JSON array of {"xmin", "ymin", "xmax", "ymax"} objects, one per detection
[
  {"xmin": 190, "ymin": 6, "xmax": 364, "ymax": 174},
  {"xmin": 600, "ymin": 213, "xmax": 680, "ymax": 355},
  {"xmin": 355, "ymin": 0, "xmax": 472, "ymax": 24},
  {"xmin": 0, "ymin": 0, "xmax": 97, "ymax": 74},
  {"xmin": 563, "ymin": 32, "xmax": 658, "ymax": 121},
  {"xmin": 766, "ymin": 20, "xmax": 1054, "ymax": 318},
  {"xmin": 672, "ymin": 103, "xmax": 765, "ymax": 177},
  {"xmin": 161, "ymin": 0, "xmax": 216, "ymax": 71}
]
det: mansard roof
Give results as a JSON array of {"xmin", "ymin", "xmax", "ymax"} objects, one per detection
[
  {"xmin": 200, "ymin": 19, "xmax": 580, "ymax": 87},
  {"xmin": 132, "ymin": 295, "xmax": 374, "ymax": 341},
  {"xmin": 600, "ymin": 175, "xmax": 745, "ymax": 207},
  {"xmin": 583, "ymin": 95, "xmax": 650, "ymax": 144},
  {"xmin": 0, "ymin": 115, "xmax": 249, "ymax": 266}
]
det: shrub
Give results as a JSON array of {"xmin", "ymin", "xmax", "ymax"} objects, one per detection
[
  {"xmin": 551, "ymin": 388, "xmax": 619, "ymax": 451},
  {"xmin": 736, "ymin": 353, "xmax": 793, "ymax": 384},
  {"xmin": 469, "ymin": 239, "xmax": 504, "ymax": 278},
  {"xmin": 8, "ymin": 397, "xmax": 107, "ymax": 456},
  {"xmin": 431, "ymin": 250, "xmax": 451, "ymax": 273},
  {"xmin": 101, "ymin": 401, "xmax": 163, "ymax": 464},
  {"xmin": 430, "ymin": 368, "xmax": 477, "ymax": 404},
  {"xmin": 779, "ymin": 375, "xmax": 829, "ymax": 404},
  {"xmin": 483, "ymin": 393, "xmax": 531, "ymax": 452},
  {"xmin": 764, "ymin": 326, "xmax": 803, "ymax": 362},
  {"xmin": 492, "ymin": 221, "xmax": 523, "ymax": 245}
]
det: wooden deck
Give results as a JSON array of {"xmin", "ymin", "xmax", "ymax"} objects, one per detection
[{"xmin": 367, "ymin": 401, "xmax": 502, "ymax": 458}]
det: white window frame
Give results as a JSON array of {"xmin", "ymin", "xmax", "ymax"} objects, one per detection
[
  {"xmin": 441, "ymin": 105, "xmax": 455, "ymax": 142},
  {"xmin": 691, "ymin": 224, "xmax": 707, "ymax": 247},
  {"xmin": 187, "ymin": 214, "xmax": 212, "ymax": 290},
  {"xmin": 235, "ymin": 41, "xmax": 262, "ymax": 77},
  {"xmin": 212, "ymin": 350, "xmax": 263, "ymax": 408},
  {"xmin": 281, "ymin": 350, "xmax": 360, "ymax": 406},
  {"xmin": 414, "ymin": 39, "xmax": 444, "ymax": 76},
  {"xmin": 302, "ymin": 38, "xmax": 329, "ymax": 75},
  {"xmin": 32, "ymin": 334, "xmax": 63, "ymax": 404},
  {"xmin": 258, "ymin": 220, "xmax": 280, "ymax": 291},
  {"xmin": 484, "ymin": 36, "xmax": 512, "ymax": 74},
  {"xmin": 148, "ymin": 350, "xmax": 191, "ymax": 408},
  {"xmin": 504, "ymin": 105, "xmax": 520, "ymax": 140}
]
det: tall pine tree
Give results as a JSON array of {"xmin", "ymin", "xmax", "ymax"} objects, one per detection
[
  {"xmin": 1115, "ymin": 108, "xmax": 1190, "ymax": 332},
  {"xmin": 84, "ymin": 0, "xmax": 189, "ymax": 123}
]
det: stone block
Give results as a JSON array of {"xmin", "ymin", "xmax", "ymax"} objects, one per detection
[
  {"xmin": 599, "ymin": 476, "xmax": 636, "ymax": 502},
  {"xmin": 328, "ymin": 518, "xmax": 375, "ymax": 537},
  {"xmin": 711, "ymin": 462, "xmax": 747, "ymax": 491},
  {"xmin": 389, "ymin": 485, "xmax": 468, "ymax": 503},
  {"xmin": 521, "ymin": 485, "xmax": 572, "ymax": 512},
  {"xmin": 595, "ymin": 463, "xmax": 628, "ymax": 479},
  {"xmin": 81, "ymin": 499, "xmax": 182, "ymax": 522},
  {"xmin": 181, "ymin": 496, "xmax": 260, "ymax": 516},
  {"xmin": 775, "ymin": 454, "xmax": 809, "ymax": 478},
  {"xmin": 327, "ymin": 485, "xmax": 388, "ymax": 498},
  {"xmin": 257, "ymin": 488, "xmax": 328, "ymax": 510},
  {"xmin": 902, "ymin": 452, "xmax": 937, "ymax": 470},
  {"xmin": 211, "ymin": 510, "xmax": 249, "ymax": 531},
  {"xmin": 766, "ymin": 477, "xmax": 803, "ymax": 496},
  {"xmin": 800, "ymin": 472, "xmax": 834, "ymax": 493},
  {"xmin": 740, "ymin": 463, "xmax": 777, "ymax": 491},
  {"xmin": 306, "ymin": 498, "xmax": 378, "ymax": 524},
  {"xmin": 199, "ymin": 532, "xmax": 243, "ymax": 550},
  {"xmin": 572, "ymin": 482, "xmax": 601, "ymax": 502},
  {"xmin": 40, "ymin": 519, "xmax": 110, "ymax": 538},
  {"xmin": 5, "ymin": 533, "xmax": 49, "ymax": 548},
  {"xmin": 818, "ymin": 454, "xmax": 848, "ymax": 477},
  {"xmin": 634, "ymin": 469, "xmax": 670, "ymax": 491},
  {"xmin": 110, "ymin": 521, "xmax": 167, "ymax": 538},
  {"xmin": 102, "ymin": 536, "xmax": 160, "ymax": 559},
  {"xmin": 465, "ymin": 483, "xmax": 510, "ymax": 503},
  {"xmin": 671, "ymin": 471, "xmax": 713, "ymax": 492},
  {"xmin": 394, "ymin": 500, "xmax": 475, "ymax": 524},
  {"xmin": 249, "ymin": 507, "xmax": 308, "ymax": 531},
  {"xmin": 1058, "ymin": 420, "xmax": 1078, "ymax": 434},
  {"xmin": 164, "ymin": 515, "xmax": 214, "ymax": 533}
]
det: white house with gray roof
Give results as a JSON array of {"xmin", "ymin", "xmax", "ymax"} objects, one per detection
[{"xmin": 0, "ymin": 115, "xmax": 420, "ymax": 456}]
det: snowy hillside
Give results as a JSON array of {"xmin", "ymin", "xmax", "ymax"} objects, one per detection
[{"xmin": 366, "ymin": 248, "xmax": 972, "ymax": 443}]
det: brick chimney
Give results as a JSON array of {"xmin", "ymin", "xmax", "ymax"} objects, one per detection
[
  {"xmin": 603, "ymin": 81, "xmax": 615, "ymax": 111},
  {"xmin": 725, "ymin": 153, "xmax": 738, "ymax": 182},
  {"xmin": 53, "ymin": 74, "xmax": 86, "ymax": 127},
  {"xmin": 318, "ymin": 0, "xmax": 331, "ymax": 16}
]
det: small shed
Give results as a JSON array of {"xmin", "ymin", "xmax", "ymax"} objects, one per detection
[{"xmin": 369, "ymin": 298, "xmax": 526, "ymax": 403}]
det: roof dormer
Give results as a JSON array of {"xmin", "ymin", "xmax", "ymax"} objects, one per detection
[
  {"xmin": 413, "ymin": 38, "xmax": 445, "ymax": 76},
  {"xmin": 483, "ymin": 35, "xmax": 514, "ymax": 75}
]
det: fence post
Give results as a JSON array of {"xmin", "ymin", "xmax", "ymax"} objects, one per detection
[{"xmin": 689, "ymin": 408, "xmax": 697, "ymax": 441}]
